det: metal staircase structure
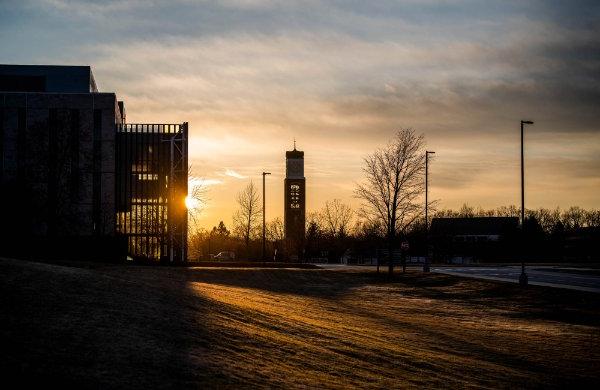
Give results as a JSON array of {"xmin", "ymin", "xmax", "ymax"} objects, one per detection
[{"xmin": 115, "ymin": 123, "xmax": 188, "ymax": 262}]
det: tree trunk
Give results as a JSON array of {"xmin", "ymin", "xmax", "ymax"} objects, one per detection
[{"xmin": 388, "ymin": 233, "xmax": 394, "ymax": 276}]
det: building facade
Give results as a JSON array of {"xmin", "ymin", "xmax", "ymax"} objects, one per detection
[
  {"xmin": 284, "ymin": 146, "xmax": 305, "ymax": 260},
  {"xmin": 0, "ymin": 64, "xmax": 187, "ymax": 261},
  {"xmin": 430, "ymin": 217, "xmax": 519, "ymax": 263}
]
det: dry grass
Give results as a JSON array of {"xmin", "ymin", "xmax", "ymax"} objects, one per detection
[{"xmin": 1, "ymin": 258, "xmax": 599, "ymax": 389}]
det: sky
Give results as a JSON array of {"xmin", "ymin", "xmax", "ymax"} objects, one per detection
[{"xmin": 1, "ymin": 0, "xmax": 599, "ymax": 230}]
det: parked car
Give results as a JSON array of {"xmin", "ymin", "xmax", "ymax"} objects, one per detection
[{"xmin": 214, "ymin": 251, "xmax": 236, "ymax": 261}]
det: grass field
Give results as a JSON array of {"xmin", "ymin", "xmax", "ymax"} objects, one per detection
[{"xmin": 1, "ymin": 258, "xmax": 599, "ymax": 388}]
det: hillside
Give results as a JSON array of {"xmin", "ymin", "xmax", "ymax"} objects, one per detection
[{"xmin": 1, "ymin": 258, "xmax": 599, "ymax": 388}]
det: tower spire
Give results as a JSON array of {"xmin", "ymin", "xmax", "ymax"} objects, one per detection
[{"xmin": 293, "ymin": 137, "xmax": 296, "ymax": 150}]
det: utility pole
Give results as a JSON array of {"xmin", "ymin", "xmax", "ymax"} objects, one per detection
[
  {"xmin": 262, "ymin": 171, "xmax": 271, "ymax": 260},
  {"xmin": 169, "ymin": 136, "xmax": 175, "ymax": 263},
  {"xmin": 424, "ymin": 150, "xmax": 435, "ymax": 272},
  {"xmin": 520, "ymin": 120, "xmax": 533, "ymax": 286}
]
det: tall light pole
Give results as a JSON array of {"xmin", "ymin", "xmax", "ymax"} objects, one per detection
[
  {"xmin": 520, "ymin": 120, "xmax": 533, "ymax": 286},
  {"xmin": 262, "ymin": 171, "xmax": 271, "ymax": 260},
  {"xmin": 424, "ymin": 150, "xmax": 435, "ymax": 272}
]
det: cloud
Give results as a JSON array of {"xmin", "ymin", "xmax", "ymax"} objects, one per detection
[
  {"xmin": 36, "ymin": 0, "xmax": 155, "ymax": 18},
  {"xmin": 82, "ymin": 20, "xmax": 598, "ymax": 145},
  {"xmin": 4, "ymin": 0, "xmax": 599, "ymax": 228},
  {"xmin": 189, "ymin": 177, "xmax": 223, "ymax": 187},
  {"xmin": 223, "ymin": 169, "xmax": 247, "ymax": 179},
  {"xmin": 79, "ymin": 17, "xmax": 596, "ymax": 225}
]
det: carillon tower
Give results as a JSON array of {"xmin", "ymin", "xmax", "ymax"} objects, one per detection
[{"xmin": 284, "ymin": 141, "xmax": 305, "ymax": 260}]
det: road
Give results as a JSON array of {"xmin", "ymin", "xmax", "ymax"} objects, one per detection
[
  {"xmin": 432, "ymin": 266, "xmax": 600, "ymax": 293},
  {"xmin": 318, "ymin": 263, "xmax": 600, "ymax": 293}
]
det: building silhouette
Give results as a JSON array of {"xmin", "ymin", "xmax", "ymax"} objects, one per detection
[
  {"xmin": 284, "ymin": 143, "xmax": 305, "ymax": 260},
  {"xmin": 0, "ymin": 64, "xmax": 188, "ymax": 262},
  {"xmin": 430, "ymin": 217, "xmax": 518, "ymax": 263}
]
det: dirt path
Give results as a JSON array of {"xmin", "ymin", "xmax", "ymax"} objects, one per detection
[{"xmin": 1, "ymin": 258, "xmax": 599, "ymax": 388}]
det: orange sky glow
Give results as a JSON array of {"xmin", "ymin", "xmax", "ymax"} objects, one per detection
[{"xmin": 3, "ymin": 1, "xmax": 598, "ymax": 230}]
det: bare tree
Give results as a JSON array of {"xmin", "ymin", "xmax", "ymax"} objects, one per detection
[
  {"xmin": 267, "ymin": 217, "xmax": 285, "ymax": 242},
  {"xmin": 233, "ymin": 180, "xmax": 262, "ymax": 249},
  {"xmin": 187, "ymin": 165, "xmax": 209, "ymax": 237},
  {"xmin": 458, "ymin": 204, "xmax": 476, "ymax": 218},
  {"xmin": 321, "ymin": 199, "xmax": 353, "ymax": 237},
  {"xmin": 530, "ymin": 207, "xmax": 561, "ymax": 234},
  {"xmin": 188, "ymin": 227, "xmax": 208, "ymax": 261},
  {"xmin": 355, "ymin": 128, "xmax": 426, "ymax": 275},
  {"xmin": 562, "ymin": 206, "xmax": 586, "ymax": 230},
  {"xmin": 496, "ymin": 205, "xmax": 520, "ymax": 218},
  {"xmin": 584, "ymin": 209, "xmax": 600, "ymax": 228},
  {"xmin": 306, "ymin": 211, "xmax": 325, "ymax": 233}
]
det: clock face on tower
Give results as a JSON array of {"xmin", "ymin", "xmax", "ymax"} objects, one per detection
[{"xmin": 289, "ymin": 184, "xmax": 300, "ymax": 209}]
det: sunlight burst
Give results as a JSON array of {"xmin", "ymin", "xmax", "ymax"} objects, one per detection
[{"xmin": 185, "ymin": 195, "xmax": 199, "ymax": 209}]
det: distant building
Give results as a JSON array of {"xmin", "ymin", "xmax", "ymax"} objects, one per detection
[
  {"xmin": 284, "ymin": 144, "xmax": 305, "ymax": 260},
  {"xmin": 0, "ymin": 64, "xmax": 187, "ymax": 261},
  {"xmin": 430, "ymin": 217, "xmax": 518, "ymax": 263},
  {"xmin": 563, "ymin": 226, "xmax": 600, "ymax": 262}
]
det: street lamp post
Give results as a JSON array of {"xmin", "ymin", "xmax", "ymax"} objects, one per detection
[
  {"xmin": 262, "ymin": 171, "xmax": 271, "ymax": 260},
  {"xmin": 520, "ymin": 120, "xmax": 533, "ymax": 286},
  {"xmin": 424, "ymin": 150, "xmax": 435, "ymax": 272}
]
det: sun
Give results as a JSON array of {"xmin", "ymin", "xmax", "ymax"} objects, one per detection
[{"xmin": 185, "ymin": 196, "xmax": 199, "ymax": 209}]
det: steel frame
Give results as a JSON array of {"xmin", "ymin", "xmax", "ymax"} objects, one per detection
[{"xmin": 115, "ymin": 123, "xmax": 188, "ymax": 262}]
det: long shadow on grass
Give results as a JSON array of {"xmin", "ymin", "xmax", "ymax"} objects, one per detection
[
  {"xmin": 338, "ymin": 297, "xmax": 600, "ymax": 388},
  {"xmin": 182, "ymin": 267, "xmax": 600, "ymax": 327},
  {"xmin": 183, "ymin": 267, "xmax": 382, "ymax": 298},
  {"xmin": 183, "ymin": 266, "xmax": 599, "ymax": 388},
  {"xmin": 335, "ymin": 298, "xmax": 555, "ymax": 384},
  {"xmin": 395, "ymin": 272, "xmax": 600, "ymax": 327},
  {"xmin": 180, "ymin": 267, "xmax": 600, "ymax": 387},
  {"xmin": 0, "ymin": 259, "xmax": 246, "ymax": 388}
]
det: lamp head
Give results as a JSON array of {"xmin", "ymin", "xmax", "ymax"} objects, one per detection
[{"xmin": 521, "ymin": 120, "xmax": 534, "ymax": 125}]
